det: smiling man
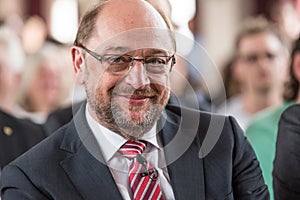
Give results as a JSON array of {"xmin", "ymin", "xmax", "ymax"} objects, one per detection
[{"xmin": 0, "ymin": 0, "xmax": 269, "ymax": 199}]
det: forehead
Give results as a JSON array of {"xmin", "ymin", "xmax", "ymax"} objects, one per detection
[
  {"xmin": 87, "ymin": 0, "xmax": 174, "ymax": 52},
  {"xmin": 238, "ymin": 32, "xmax": 282, "ymax": 53},
  {"xmin": 91, "ymin": 28, "xmax": 175, "ymax": 53}
]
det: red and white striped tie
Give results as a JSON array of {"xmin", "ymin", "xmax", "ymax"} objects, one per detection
[{"xmin": 119, "ymin": 141, "xmax": 164, "ymax": 200}]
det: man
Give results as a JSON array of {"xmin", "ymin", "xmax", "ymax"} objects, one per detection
[
  {"xmin": 273, "ymin": 36, "xmax": 300, "ymax": 199},
  {"xmin": 0, "ymin": 25, "xmax": 46, "ymax": 169},
  {"xmin": 273, "ymin": 104, "xmax": 300, "ymax": 200},
  {"xmin": 218, "ymin": 16, "xmax": 289, "ymax": 130},
  {"xmin": 0, "ymin": 110, "xmax": 46, "ymax": 169},
  {"xmin": 0, "ymin": 0, "xmax": 269, "ymax": 199},
  {"xmin": 246, "ymin": 28, "xmax": 300, "ymax": 200}
]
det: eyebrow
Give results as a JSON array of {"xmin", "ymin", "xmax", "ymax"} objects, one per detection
[
  {"xmin": 102, "ymin": 46, "xmax": 130, "ymax": 54},
  {"xmin": 147, "ymin": 49, "xmax": 169, "ymax": 56},
  {"xmin": 101, "ymin": 47, "xmax": 171, "ymax": 56}
]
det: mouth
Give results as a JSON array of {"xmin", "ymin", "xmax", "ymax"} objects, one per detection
[{"xmin": 116, "ymin": 94, "xmax": 154, "ymax": 106}]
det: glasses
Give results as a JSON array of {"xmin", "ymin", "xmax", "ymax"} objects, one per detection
[
  {"xmin": 77, "ymin": 44, "xmax": 176, "ymax": 76},
  {"xmin": 238, "ymin": 52, "xmax": 277, "ymax": 64}
]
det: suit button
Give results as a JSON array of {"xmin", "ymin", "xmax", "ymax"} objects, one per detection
[{"xmin": 3, "ymin": 126, "xmax": 13, "ymax": 136}]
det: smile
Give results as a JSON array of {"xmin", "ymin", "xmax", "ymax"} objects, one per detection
[{"xmin": 114, "ymin": 94, "xmax": 154, "ymax": 107}]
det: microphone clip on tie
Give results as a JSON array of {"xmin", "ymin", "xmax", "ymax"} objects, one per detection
[{"xmin": 136, "ymin": 154, "xmax": 158, "ymax": 180}]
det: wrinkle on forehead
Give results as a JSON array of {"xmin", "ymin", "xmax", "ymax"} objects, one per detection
[
  {"xmin": 92, "ymin": 28, "xmax": 175, "ymax": 54},
  {"xmin": 101, "ymin": 0, "xmax": 168, "ymax": 28},
  {"xmin": 91, "ymin": 0, "xmax": 170, "ymax": 46}
]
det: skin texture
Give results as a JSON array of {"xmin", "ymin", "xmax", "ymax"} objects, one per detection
[
  {"xmin": 71, "ymin": 0, "xmax": 175, "ymax": 140},
  {"xmin": 234, "ymin": 31, "xmax": 288, "ymax": 114},
  {"xmin": 236, "ymin": 32, "xmax": 286, "ymax": 93},
  {"xmin": 26, "ymin": 59, "xmax": 62, "ymax": 113}
]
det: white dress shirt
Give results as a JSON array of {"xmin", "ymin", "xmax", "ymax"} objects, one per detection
[{"xmin": 85, "ymin": 105, "xmax": 175, "ymax": 200}]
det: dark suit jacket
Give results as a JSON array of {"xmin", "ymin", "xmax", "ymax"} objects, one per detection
[
  {"xmin": 0, "ymin": 110, "xmax": 46, "ymax": 169},
  {"xmin": 273, "ymin": 104, "xmax": 300, "ymax": 200},
  {"xmin": 0, "ymin": 103, "xmax": 269, "ymax": 199},
  {"xmin": 43, "ymin": 101, "xmax": 83, "ymax": 136}
]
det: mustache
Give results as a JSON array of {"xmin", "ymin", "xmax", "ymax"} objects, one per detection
[{"xmin": 110, "ymin": 85, "xmax": 158, "ymax": 96}]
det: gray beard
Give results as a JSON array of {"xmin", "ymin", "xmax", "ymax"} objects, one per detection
[
  {"xmin": 110, "ymin": 101, "xmax": 161, "ymax": 139},
  {"xmin": 84, "ymin": 68, "xmax": 165, "ymax": 140},
  {"xmin": 88, "ymin": 94, "xmax": 162, "ymax": 140}
]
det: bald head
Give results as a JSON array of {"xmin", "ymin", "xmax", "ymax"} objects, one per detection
[
  {"xmin": 101, "ymin": 0, "xmax": 168, "ymax": 29},
  {"xmin": 145, "ymin": 0, "xmax": 172, "ymax": 19},
  {"xmin": 74, "ymin": 0, "xmax": 174, "ymax": 48}
]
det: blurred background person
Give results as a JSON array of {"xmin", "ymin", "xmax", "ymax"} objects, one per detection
[
  {"xmin": 165, "ymin": 0, "xmax": 212, "ymax": 111},
  {"xmin": 0, "ymin": 25, "xmax": 46, "ymax": 169},
  {"xmin": 20, "ymin": 15, "xmax": 48, "ymax": 54},
  {"xmin": 0, "ymin": 108, "xmax": 46, "ymax": 169},
  {"xmin": 217, "ymin": 16, "xmax": 289, "ymax": 131},
  {"xmin": 247, "ymin": 35, "xmax": 300, "ymax": 200},
  {"xmin": 0, "ymin": 25, "xmax": 24, "ymax": 115},
  {"xmin": 269, "ymin": 0, "xmax": 300, "ymax": 42},
  {"xmin": 15, "ymin": 42, "xmax": 73, "ymax": 124},
  {"xmin": 273, "ymin": 37, "xmax": 300, "ymax": 198},
  {"xmin": 273, "ymin": 68, "xmax": 300, "ymax": 200},
  {"xmin": 273, "ymin": 104, "xmax": 300, "ymax": 200}
]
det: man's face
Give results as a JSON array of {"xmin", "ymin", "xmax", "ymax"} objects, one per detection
[
  {"xmin": 85, "ymin": 47, "xmax": 172, "ymax": 140},
  {"xmin": 73, "ymin": 0, "xmax": 175, "ymax": 140},
  {"xmin": 235, "ymin": 32, "xmax": 287, "ymax": 93}
]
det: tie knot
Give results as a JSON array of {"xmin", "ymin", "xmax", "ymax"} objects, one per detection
[{"xmin": 119, "ymin": 140, "xmax": 147, "ymax": 158}]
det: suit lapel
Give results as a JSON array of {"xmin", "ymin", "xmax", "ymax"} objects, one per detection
[
  {"xmin": 58, "ymin": 104, "xmax": 206, "ymax": 199},
  {"xmin": 160, "ymin": 106, "xmax": 206, "ymax": 199},
  {"xmin": 60, "ymin": 145, "xmax": 122, "ymax": 200},
  {"xmin": 59, "ymin": 105, "xmax": 123, "ymax": 199}
]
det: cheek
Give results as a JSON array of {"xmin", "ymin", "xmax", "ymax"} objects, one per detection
[
  {"xmin": 150, "ymin": 74, "xmax": 170, "ymax": 90},
  {"xmin": 94, "ymin": 74, "xmax": 119, "ymax": 101},
  {"xmin": 156, "ymin": 84, "xmax": 170, "ymax": 97},
  {"xmin": 153, "ymin": 75, "xmax": 170, "ymax": 99},
  {"xmin": 153, "ymin": 82, "xmax": 171, "ymax": 105}
]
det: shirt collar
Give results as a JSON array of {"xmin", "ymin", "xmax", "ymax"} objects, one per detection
[{"xmin": 85, "ymin": 104, "xmax": 162, "ymax": 162}]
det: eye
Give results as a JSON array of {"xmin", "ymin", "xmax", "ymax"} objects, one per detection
[
  {"xmin": 105, "ymin": 55, "xmax": 131, "ymax": 65},
  {"xmin": 146, "ymin": 57, "xmax": 167, "ymax": 65},
  {"xmin": 266, "ymin": 52, "xmax": 276, "ymax": 60},
  {"xmin": 245, "ymin": 54, "xmax": 258, "ymax": 63}
]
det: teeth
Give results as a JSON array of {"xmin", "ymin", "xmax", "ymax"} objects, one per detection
[
  {"xmin": 131, "ymin": 96, "xmax": 146, "ymax": 99},
  {"xmin": 129, "ymin": 106, "xmax": 143, "ymax": 111}
]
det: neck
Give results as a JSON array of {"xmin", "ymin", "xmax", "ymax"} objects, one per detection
[
  {"xmin": 0, "ymin": 98, "xmax": 16, "ymax": 115},
  {"xmin": 26, "ymin": 100, "xmax": 55, "ymax": 114},
  {"xmin": 242, "ymin": 88, "xmax": 282, "ymax": 114}
]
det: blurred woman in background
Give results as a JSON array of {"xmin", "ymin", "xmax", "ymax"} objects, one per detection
[{"xmin": 15, "ymin": 42, "xmax": 73, "ymax": 124}]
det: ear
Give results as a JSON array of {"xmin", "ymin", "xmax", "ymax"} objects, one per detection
[
  {"xmin": 293, "ymin": 53, "xmax": 300, "ymax": 82},
  {"xmin": 71, "ymin": 46, "xmax": 85, "ymax": 84}
]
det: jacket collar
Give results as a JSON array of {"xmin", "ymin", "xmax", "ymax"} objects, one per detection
[{"xmin": 59, "ymin": 103, "xmax": 205, "ymax": 199}]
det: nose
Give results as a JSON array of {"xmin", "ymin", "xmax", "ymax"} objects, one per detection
[
  {"xmin": 124, "ymin": 60, "xmax": 150, "ymax": 89},
  {"xmin": 257, "ymin": 55, "xmax": 271, "ymax": 70}
]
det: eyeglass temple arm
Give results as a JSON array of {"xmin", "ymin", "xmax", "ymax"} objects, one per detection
[{"xmin": 77, "ymin": 43, "xmax": 102, "ymax": 61}]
